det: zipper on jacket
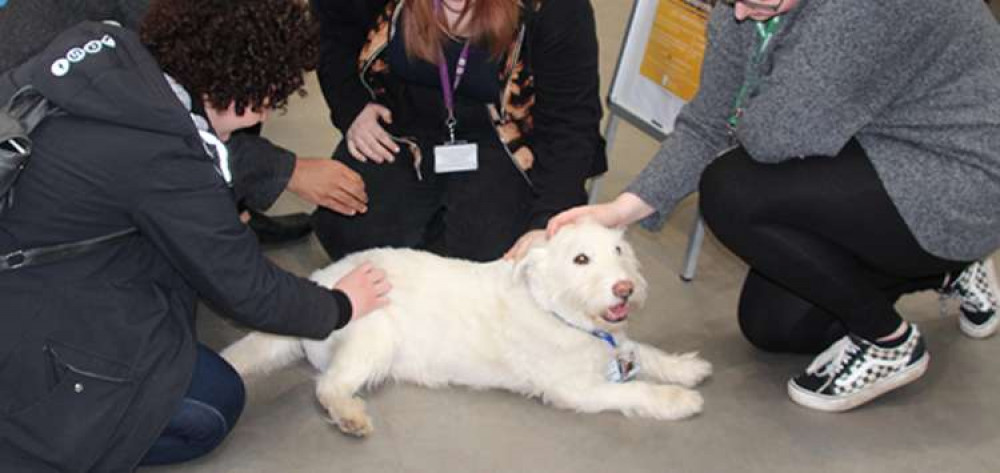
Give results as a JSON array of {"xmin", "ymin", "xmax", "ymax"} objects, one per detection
[
  {"xmin": 359, "ymin": 1, "xmax": 406, "ymax": 100},
  {"xmin": 497, "ymin": 24, "xmax": 527, "ymax": 118},
  {"xmin": 493, "ymin": 125, "xmax": 534, "ymax": 188},
  {"xmin": 492, "ymin": 24, "xmax": 533, "ymax": 188}
]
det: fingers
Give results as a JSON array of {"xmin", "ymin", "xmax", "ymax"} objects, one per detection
[
  {"xmin": 352, "ymin": 262, "xmax": 388, "ymax": 290},
  {"xmin": 321, "ymin": 199, "xmax": 357, "ymax": 216},
  {"xmin": 503, "ymin": 236, "xmax": 528, "ymax": 261},
  {"xmin": 502, "ymin": 247, "xmax": 515, "ymax": 260},
  {"xmin": 546, "ymin": 208, "xmax": 585, "ymax": 237},
  {"xmin": 356, "ymin": 262, "xmax": 392, "ymax": 311},
  {"xmin": 320, "ymin": 189, "xmax": 367, "ymax": 216},
  {"xmin": 333, "ymin": 188, "xmax": 368, "ymax": 213},
  {"xmin": 338, "ymin": 174, "xmax": 367, "ymax": 204},
  {"xmin": 298, "ymin": 160, "xmax": 369, "ymax": 216},
  {"xmin": 363, "ymin": 133, "xmax": 396, "ymax": 163},
  {"xmin": 354, "ymin": 136, "xmax": 381, "ymax": 163},
  {"xmin": 347, "ymin": 138, "xmax": 366, "ymax": 162},
  {"xmin": 502, "ymin": 230, "xmax": 545, "ymax": 261},
  {"xmin": 371, "ymin": 276, "xmax": 392, "ymax": 310},
  {"xmin": 324, "ymin": 164, "xmax": 369, "ymax": 216},
  {"xmin": 352, "ymin": 261, "xmax": 374, "ymax": 275},
  {"xmin": 373, "ymin": 105, "xmax": 393, "ymax": 124},
  {"xmin": 346, "ymin": 104, "xmax": 398, "ymax": 163},
  {"xmin": 374, "ymin": 130, "xmax": 400, "ymax": 158},
  {"xmin": 349, "ymin": 131, "xmax": 396, "ymax": 164}
]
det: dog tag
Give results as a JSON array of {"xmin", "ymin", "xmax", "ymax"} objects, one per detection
[
  {"xmin": 434, "ymin": 142, "xmax": 478, "ymax": 173},
  {"xmin": 605, "ymin": 348, "xmax": 640, "ymax": 383}
]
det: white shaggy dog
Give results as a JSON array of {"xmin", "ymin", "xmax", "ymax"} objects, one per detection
[{"xmin": 223, "ymin": 222, "xmax": 712, "ymax": 436}]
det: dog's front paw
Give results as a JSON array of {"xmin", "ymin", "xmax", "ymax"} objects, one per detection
[
  {"xmin": 336, "ymin": 412, "xmax": 374, "ymax": 437},
  {"xmin": 670, "ymin": 352, "xmax": 713, "ymax": 387},
  {"xmin": 648, "ymin": 386, "xmax": 703, "ymax": 420},
  {"xmin": 321, "ymin": 396, "xmax": 374, "ymax": 437}
]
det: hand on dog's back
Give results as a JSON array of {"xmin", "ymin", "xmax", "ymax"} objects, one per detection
[{"xmin": 333, "ymin": 262, "xmax": 392, "ymax": 321}]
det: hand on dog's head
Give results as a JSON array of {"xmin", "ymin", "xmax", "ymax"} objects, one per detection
[{"xmin": 515, "ymin": 221, "xmax": 647, "ymax": 332}]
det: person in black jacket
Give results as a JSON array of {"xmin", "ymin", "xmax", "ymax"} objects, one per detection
[
  {"xmin": 310, "ymin": 0, "xmax": 607, "ymax": 262},
  {"xmin": 0, "ymin": 0, "xmax": 371, "ymax": 245},
  {"xmin": 0, "ymin": 0, "xmax": 390, "ymax": 470}
]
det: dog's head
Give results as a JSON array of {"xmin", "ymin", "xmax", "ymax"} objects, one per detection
[{"xmin": 515, "ymin": 221, "xmax": 648, "ymax": 333}]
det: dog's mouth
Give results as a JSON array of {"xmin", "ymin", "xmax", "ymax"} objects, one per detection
[{"xmin": 602, "ymin": 302, "xmax": 630, "ymax": 324}]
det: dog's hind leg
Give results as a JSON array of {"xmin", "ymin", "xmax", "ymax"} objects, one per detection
[
  {"xmin": 542, "ymin": 380, "xmax": 704, "ymax": 421},
  {"xmin": 635, "ymin": 343, "xmax": 712, "ymax": 388},
  {"xmin": 315, "ymin": 320, "xmax": 396, "ymax": 437},
  {"xmin": 221, "ymin": 332, "xmax": 304, "ymax": 377}
]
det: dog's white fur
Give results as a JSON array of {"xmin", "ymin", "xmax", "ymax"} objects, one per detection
[{"xmin": 223, "ymin": 222, "xmax": 711, "ymax": 436}]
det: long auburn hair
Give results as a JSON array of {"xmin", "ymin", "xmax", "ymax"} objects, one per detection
[{"xmin": 402, "ymin": 0, "xmax": 520, "ymax": 64}]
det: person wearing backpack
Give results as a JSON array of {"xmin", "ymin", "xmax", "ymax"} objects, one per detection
[
  {"xmin": 0, "ymin": 0, "xmax": 391, "ymax": 470},
  {"xmin": 0, "ymin": 0, "xmax": 370, "ymax": 246}
]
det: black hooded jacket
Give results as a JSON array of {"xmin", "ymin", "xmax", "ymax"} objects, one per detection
[
  {"xmin": 0, "ymin": 0, "xmax": 300, "ymax": 213},
  {"xmin": 0, "ymin": 22, "xmax": 349, "ymax": 472}
]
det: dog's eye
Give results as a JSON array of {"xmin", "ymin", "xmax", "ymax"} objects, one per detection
[
  {"xmin": 615, "ymin": 246, "xmax": 622, "ymax": 255},
  {"xmin": 573, "ymin": 254, "xmax": 590, "ymax": 265}
]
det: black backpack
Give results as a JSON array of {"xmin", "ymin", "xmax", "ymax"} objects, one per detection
[
  {"xmin": 0, "ymin": 74, "xmax": 136, "ymax": 272},
  {"xmin": 0, "ymin": 84, "xmax": 56, "ymax": 214}
]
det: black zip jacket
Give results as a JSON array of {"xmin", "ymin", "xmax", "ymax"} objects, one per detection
[
  {"xmin": 0, "ymin": 22, "xmax": 349, "ymax": 472},
  {"xmin": 0, "ymin": 0, "xmax": 298, "ymax": 213},
  {"xmin": 311, "ymin": 0, "xmax": 608, "ymax": 229}
]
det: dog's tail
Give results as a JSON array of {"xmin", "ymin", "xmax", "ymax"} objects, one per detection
[{"xmin": 221, "ymin": 332, "xmax": 305, "ymax": 377}]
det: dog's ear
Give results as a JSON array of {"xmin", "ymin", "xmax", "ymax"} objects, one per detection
[{"xmin": 513, "ymin": 246, "xmax": 547, "ymax": 282}]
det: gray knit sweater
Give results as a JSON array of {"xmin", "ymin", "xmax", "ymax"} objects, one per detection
[{"xmin": 626, "ymin": 0, "xmax": 1000, "ymax": 261}]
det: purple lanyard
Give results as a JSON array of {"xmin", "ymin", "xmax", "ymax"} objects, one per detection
[{"xmin": 434, "ymin": 0, "xmax": 471, "ymax": 142}]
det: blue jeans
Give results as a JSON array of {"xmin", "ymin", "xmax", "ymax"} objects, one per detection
[{"xmin": 140, "ymin": 344, "xmax": 246, "ymax": 466}]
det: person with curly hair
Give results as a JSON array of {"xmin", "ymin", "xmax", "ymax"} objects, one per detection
[
  {"xmin": 309, "ymin": 0, "xmax": 607, "ymax": 262},
  {"xmin": 0, "ymin": 0, "xmax": 390, "ymax": 469},
  {"xmin": 0, "ymin": 0, "xmax": 372, "ymax": 246}
]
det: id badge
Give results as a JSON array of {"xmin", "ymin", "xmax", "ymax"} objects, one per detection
[
  {"xmin": 605, "ymin": 348, "xmax": 640, "ymax": 383},
  {"xmin": 434, "ymin": 142, "xmax": 478, "ymax": 173}
]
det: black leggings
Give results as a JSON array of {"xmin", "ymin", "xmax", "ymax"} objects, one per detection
[{"xmin": 699, "ymin": 140, "xmax": 969, "ymax": 354}]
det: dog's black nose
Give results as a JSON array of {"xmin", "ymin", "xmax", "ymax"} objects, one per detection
[{"xmin": 613, "ymin": 280, "xmax": 634, "ymax": 300}]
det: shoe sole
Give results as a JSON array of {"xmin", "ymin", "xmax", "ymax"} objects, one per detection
[
  {"xmin": 960, "ymin": 313, "xmax": 998, "ymax": 339},
  {"xmin": 958, "ymin": 258, "xmax": 999, "ymax": 339},
  {"xmin": 787, "ymin": 352, "xmax": 929, "ymax": 413}
]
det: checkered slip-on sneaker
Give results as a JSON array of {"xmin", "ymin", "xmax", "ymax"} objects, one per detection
[
  {"xmin": 787, "ymin": 324, "xmax": 928, "ymax": 412},
  {"xmin": 941, "ymin": 258, "xmax": 999, "ymax": 339}
]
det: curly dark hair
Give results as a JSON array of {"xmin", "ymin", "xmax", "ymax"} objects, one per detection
[{"xmin": 140, "ymin": 0, "xmax": 319, "ymax": 114}]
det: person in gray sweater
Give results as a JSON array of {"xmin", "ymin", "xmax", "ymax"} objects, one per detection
[{"xmin": 533, "ymin": 0, "xmax": 1000, "ymax": 412}]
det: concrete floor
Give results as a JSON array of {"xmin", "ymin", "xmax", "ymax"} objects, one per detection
[{"xmin": 147, "ymin": 2, "xmax": 1000, "ymax": 472}]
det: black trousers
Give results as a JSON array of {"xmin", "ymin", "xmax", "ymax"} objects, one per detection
[
  {"xmin": 699, "ymin": 139, "xmax": 969, "ymax": 354},
  {"xmin": 312, "ymin": 131, "xmax": 532, "ymax": 263}
]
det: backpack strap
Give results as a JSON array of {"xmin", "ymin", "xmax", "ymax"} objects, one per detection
[
  {"xmin": 1, "ymin": 85, "xmax": 59, "ymax": 213},
  {"xmin": 0, "ymin": 227, "xmax": 138, "ymax": 272},
  {"xmin": 0, "ymin": 28, "xmax": 140, "ymax": 272}
]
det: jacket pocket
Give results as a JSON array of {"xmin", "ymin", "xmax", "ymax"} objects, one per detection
[{"xmin": 0, "ymin": 339, "xmax": 137, "ymax": 471}]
